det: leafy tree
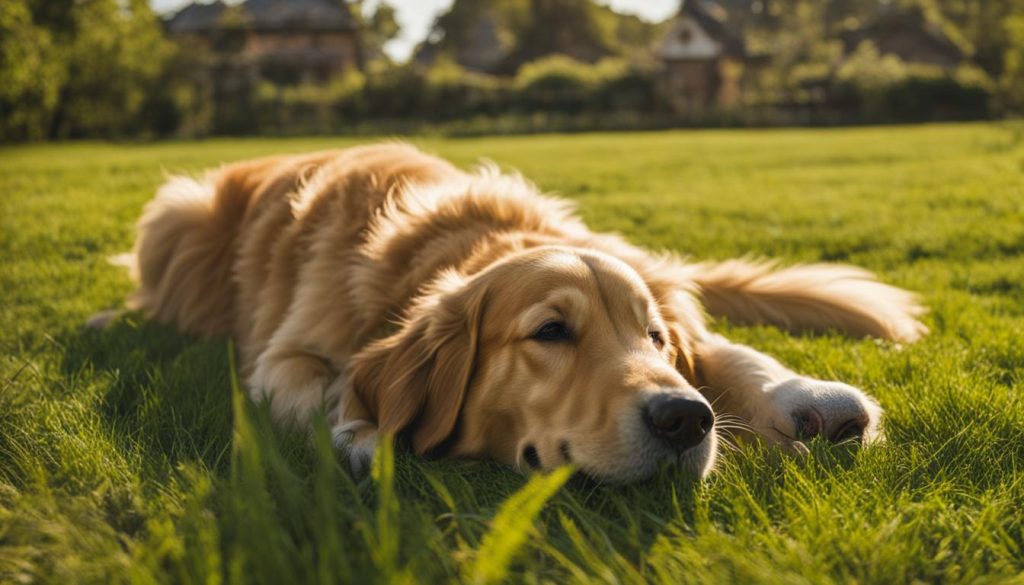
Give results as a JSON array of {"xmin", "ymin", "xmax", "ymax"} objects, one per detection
[
  {"xmin": 998, "ymin": 15, "xmax": 1024, "ymax": 115},
  {"xmin": 508, "ymin": 0, "xmax": 618, "ymax": 67},
  {"xmin": 754, "ymin": 0, "xmax": 842, "ymax": 105},
  {"xmin": 933, "ymin": 0, "xmax": 1024, "ymax": 77},
  {"xmin": 51, "ymin": 0, "xmax": 172, "ymax": 138},
  {"xmin": 822, "ymin": 0, "xmax": 896, "ymax": 35},
  {"xmin": 348, "ymin": 1, "xmax": 401, "ymax": 67},
  {"xmin": 0, "ymin": 1, "xmax": 65, "ymax": 141},
  {"xmin": 0, "ymin": 0, "xmax": 172, "ymax": 141},
  {"xmin": 416, "ymin": 0, "xmax": 659, "ymax": 75}
]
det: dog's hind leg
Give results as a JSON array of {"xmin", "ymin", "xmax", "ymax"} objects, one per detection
[{"xmin": 696, "ymin": 334, "xmax": 883, "ymax": 452}]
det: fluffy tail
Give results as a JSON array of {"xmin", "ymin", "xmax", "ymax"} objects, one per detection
[
  {"xmin": 692, "ymin": 259, "xmax": 928, "ymax": 343},
  {"xmin": 123, "ymin": 172, "xmax": 250, "ymax": 336}
]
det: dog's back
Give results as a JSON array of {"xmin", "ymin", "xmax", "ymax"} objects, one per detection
[{"xmin": 126, "ymin": 144, "xmax": 460, "ymax": 345}]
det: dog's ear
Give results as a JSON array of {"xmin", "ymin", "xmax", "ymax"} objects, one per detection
[{"xmin": 348, "ymin": 273, "xmax": 486, "ymax": 454}]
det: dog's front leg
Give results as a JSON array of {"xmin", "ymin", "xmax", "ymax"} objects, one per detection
[
  {"xmin": 248, "ymin": 346, "xmax": 379, "ymax": 473},
  {"xmin": 327, "ymin": 385, "xmax": 379, "ymax": 476},
  {"xmin": 695, "ymin": 334, "xmax": 883, "ymax": 451}
]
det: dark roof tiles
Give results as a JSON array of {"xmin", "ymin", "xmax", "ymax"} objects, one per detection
[{"xmin": 167, "ymin": 0, "xmax": 358, "ymax": 34}]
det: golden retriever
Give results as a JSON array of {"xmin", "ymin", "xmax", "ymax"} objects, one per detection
[{"xmin": 104, "ymin": 143, "xmax": 927, "ymax": 481}]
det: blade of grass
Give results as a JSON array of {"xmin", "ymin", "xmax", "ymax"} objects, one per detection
[{"xmin": 469, "ymin": 467, "xmax": 572, "ymax": 585}]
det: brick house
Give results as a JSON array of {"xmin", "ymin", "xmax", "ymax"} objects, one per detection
[
  {"xmin": 166, "ymin": 0, "xmax": 361, "ymax": 85},
  {"xmin": 656, "ymin": 0, "xmax": 748, "ymax": 111}
]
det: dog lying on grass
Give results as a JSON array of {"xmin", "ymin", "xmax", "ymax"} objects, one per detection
[{"xmin": 100, "ymin": 143, "xmax": 926, "ymax": 481}]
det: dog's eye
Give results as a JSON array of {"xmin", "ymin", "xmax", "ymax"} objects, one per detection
[
  {"xmin": 533, "ymin": 321, "xmax": 572, "ymax": 342},
  {"xmin": 649, "ymin": 330, "xmax": 665, "ymax": 348}
]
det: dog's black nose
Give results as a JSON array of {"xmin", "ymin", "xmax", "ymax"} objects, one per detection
[{"xmin": 645, "ymin": 394, "xmax": 713, "ymax": 450}]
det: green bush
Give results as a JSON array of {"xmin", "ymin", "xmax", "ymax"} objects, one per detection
[
  {"xmin": 240, "ymin": 57, "xmax": 663, "ymax": 135},
  {"xmin": 360, "ymin": 65, "xmax": 426, "ymax": 119},
  {"xmin": 254, "ymin": 73, "xmax": 365, "ymax": 135},
  {"xmin": 592, "ymin": 59, "xmax": 660, "ymax": 112},
  {"xmin": 833, "ymin": 42, "xmax": 993, "ymax": 121},
  {"xmin": 510, "ymin": 56, "xmax": 661, "ymax": 115},
  {"xmin": 421, "ymin": 59, "xmax": 507, "ymax": 120},
  {"xmin": 513, "ymin": 55, "xmax": 598, "ymax": 113}
]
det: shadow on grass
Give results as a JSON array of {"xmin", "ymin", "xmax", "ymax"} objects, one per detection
[{"xmin": 59, "ymin": 314, "xmax": 235, "ymax": 476}]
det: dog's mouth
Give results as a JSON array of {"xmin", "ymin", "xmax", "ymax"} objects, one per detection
[
  {"xmin": 517, "ymin": 424, "xmax": 716, "ymax": 482},
  {"xmin": 555, "ymin": 442, "xmax": 715, "ymax": 483}
]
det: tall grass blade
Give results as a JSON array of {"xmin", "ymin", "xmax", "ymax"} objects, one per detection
[{"xmin": 469, "ymin": 467, "xmax": 572, "ymax": 585}]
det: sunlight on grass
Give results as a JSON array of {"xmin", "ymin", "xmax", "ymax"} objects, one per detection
[{"xmin": 1, "ymin": 123, "xmax": 1023, "ymax": 583}]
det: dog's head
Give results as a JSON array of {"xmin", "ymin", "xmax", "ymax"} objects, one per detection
[{"xmin": 349, "ymin": 246, "xmax": 716, "ymax": 482}]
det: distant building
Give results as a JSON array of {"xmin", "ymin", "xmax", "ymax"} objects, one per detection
[
  {"xmin": 656, "ymin": 0, "xmax": 748, "ymax": 110},
  {"xmin": 840, "ymin": 5, "xmax": 965, "ymax": 70},
  {"xmin": 166, "ymin": 0, "xmax": 361, "ymax": 85}
]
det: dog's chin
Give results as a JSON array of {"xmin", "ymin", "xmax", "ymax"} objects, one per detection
[{"xmin": 574, "ymin": 433, "xmax": 719, "ymax": 484}]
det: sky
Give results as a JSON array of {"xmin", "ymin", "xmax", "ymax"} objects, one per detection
[{"xmin": 149, "ymin": 0, "xmax": 679, "ymax": 62}]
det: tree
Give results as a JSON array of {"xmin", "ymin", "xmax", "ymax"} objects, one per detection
[
  {"xmin": 0, "ymin": 1, "xmax": 65, "ymax": 141},
  {"xmin": 349, "ymin": 1, "xmax": 401, "ymax": 67},
  {"xmin": 754, "ymin": 0, "xmax": 842, "ymax": 105},
  {"xmin": 415, "ymin": 0, "xmax": 659, "ymax": 75},
  {"xmin": 0, "ymin": 0, "xmax": 174, "ymax": 141},
  {"xmin": 998, "ymin": 15, "xmax": 1024, "ymax": 115},
  {"xmin": 824, "ymin": 0, "xmax": 881, "ymax": 34},
  {"xmin": 933, "ymin": 0, "xmax": 1024, "ymax": 76},
  {"xmin": 51, "ymin": 0, "xmax": 172, "ymax": 138}
]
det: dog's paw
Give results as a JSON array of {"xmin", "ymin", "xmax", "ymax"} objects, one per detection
[
  {"xmin": 331, "ymin": 420, "xmax": 378, "ymax": 476},
  {"xmin": 758, "ymin": 377, "xmax": 884, "ymax": 447}
]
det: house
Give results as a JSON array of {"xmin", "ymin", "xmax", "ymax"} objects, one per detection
[
  {"xmin": 656, "ymin": 0, "xmax": 748, "ymax": 110},
  {"xmin": 166, "ymin": 0, "xmax": 361, "ymax": 85},
  {"xmin": 840, "ymin": 5, "xmax": 965, "ymax": 70}
]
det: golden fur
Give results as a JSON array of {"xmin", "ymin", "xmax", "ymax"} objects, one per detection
[{"xmin": 116, "ymin": 143, "xmax": 926, "ymax": 481}]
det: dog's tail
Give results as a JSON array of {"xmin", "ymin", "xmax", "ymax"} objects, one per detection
[
  {"xmin": 692, "ymin": 259, "xmax": 928, "ymax": 343},
  {"xmin": 121, "ymin": 169, "xmax": 253, "ymax": 336}
]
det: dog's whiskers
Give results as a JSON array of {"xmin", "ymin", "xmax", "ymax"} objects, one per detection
[
  {"xmin": 714, "ymin": 427, "xmax": 742, "ymax": 452},
  {"xmin": 714, "ymin": 413, "xmax": 755, "ymax": 434}
]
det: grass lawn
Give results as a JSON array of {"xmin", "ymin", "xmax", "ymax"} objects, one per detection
[{"xmin": 2, "ymin": 123, "xmax": 1024, "ymax": 584}]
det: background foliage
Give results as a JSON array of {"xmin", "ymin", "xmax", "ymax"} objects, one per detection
[
  {"xmin": 0, "ymin": 0, "xmax": 171, "ymax": 141},
  {"xmin": 2, "ymin": 0, "xmax": 1024, "ymax": 141}
]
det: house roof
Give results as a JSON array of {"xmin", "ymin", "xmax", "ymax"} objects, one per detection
[
  {"xmin": 244, "ymin": 0, "xmax": 358, "ymax": 32},
  {"xmin": 166, "ymin": 0, "xmax": 358, "ymax": 35},
  {"xmin": 166, "ymin": 1, "xmax": 227, "ymax": 34},
  {"xmin": 657, "ymin": 0, "xmax": 745, "ymax": 61}
]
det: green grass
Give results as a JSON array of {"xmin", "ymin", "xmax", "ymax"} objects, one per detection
[{"xmin": 2, "ymin": 123, "xmax": 1024, "ymax": 584}]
